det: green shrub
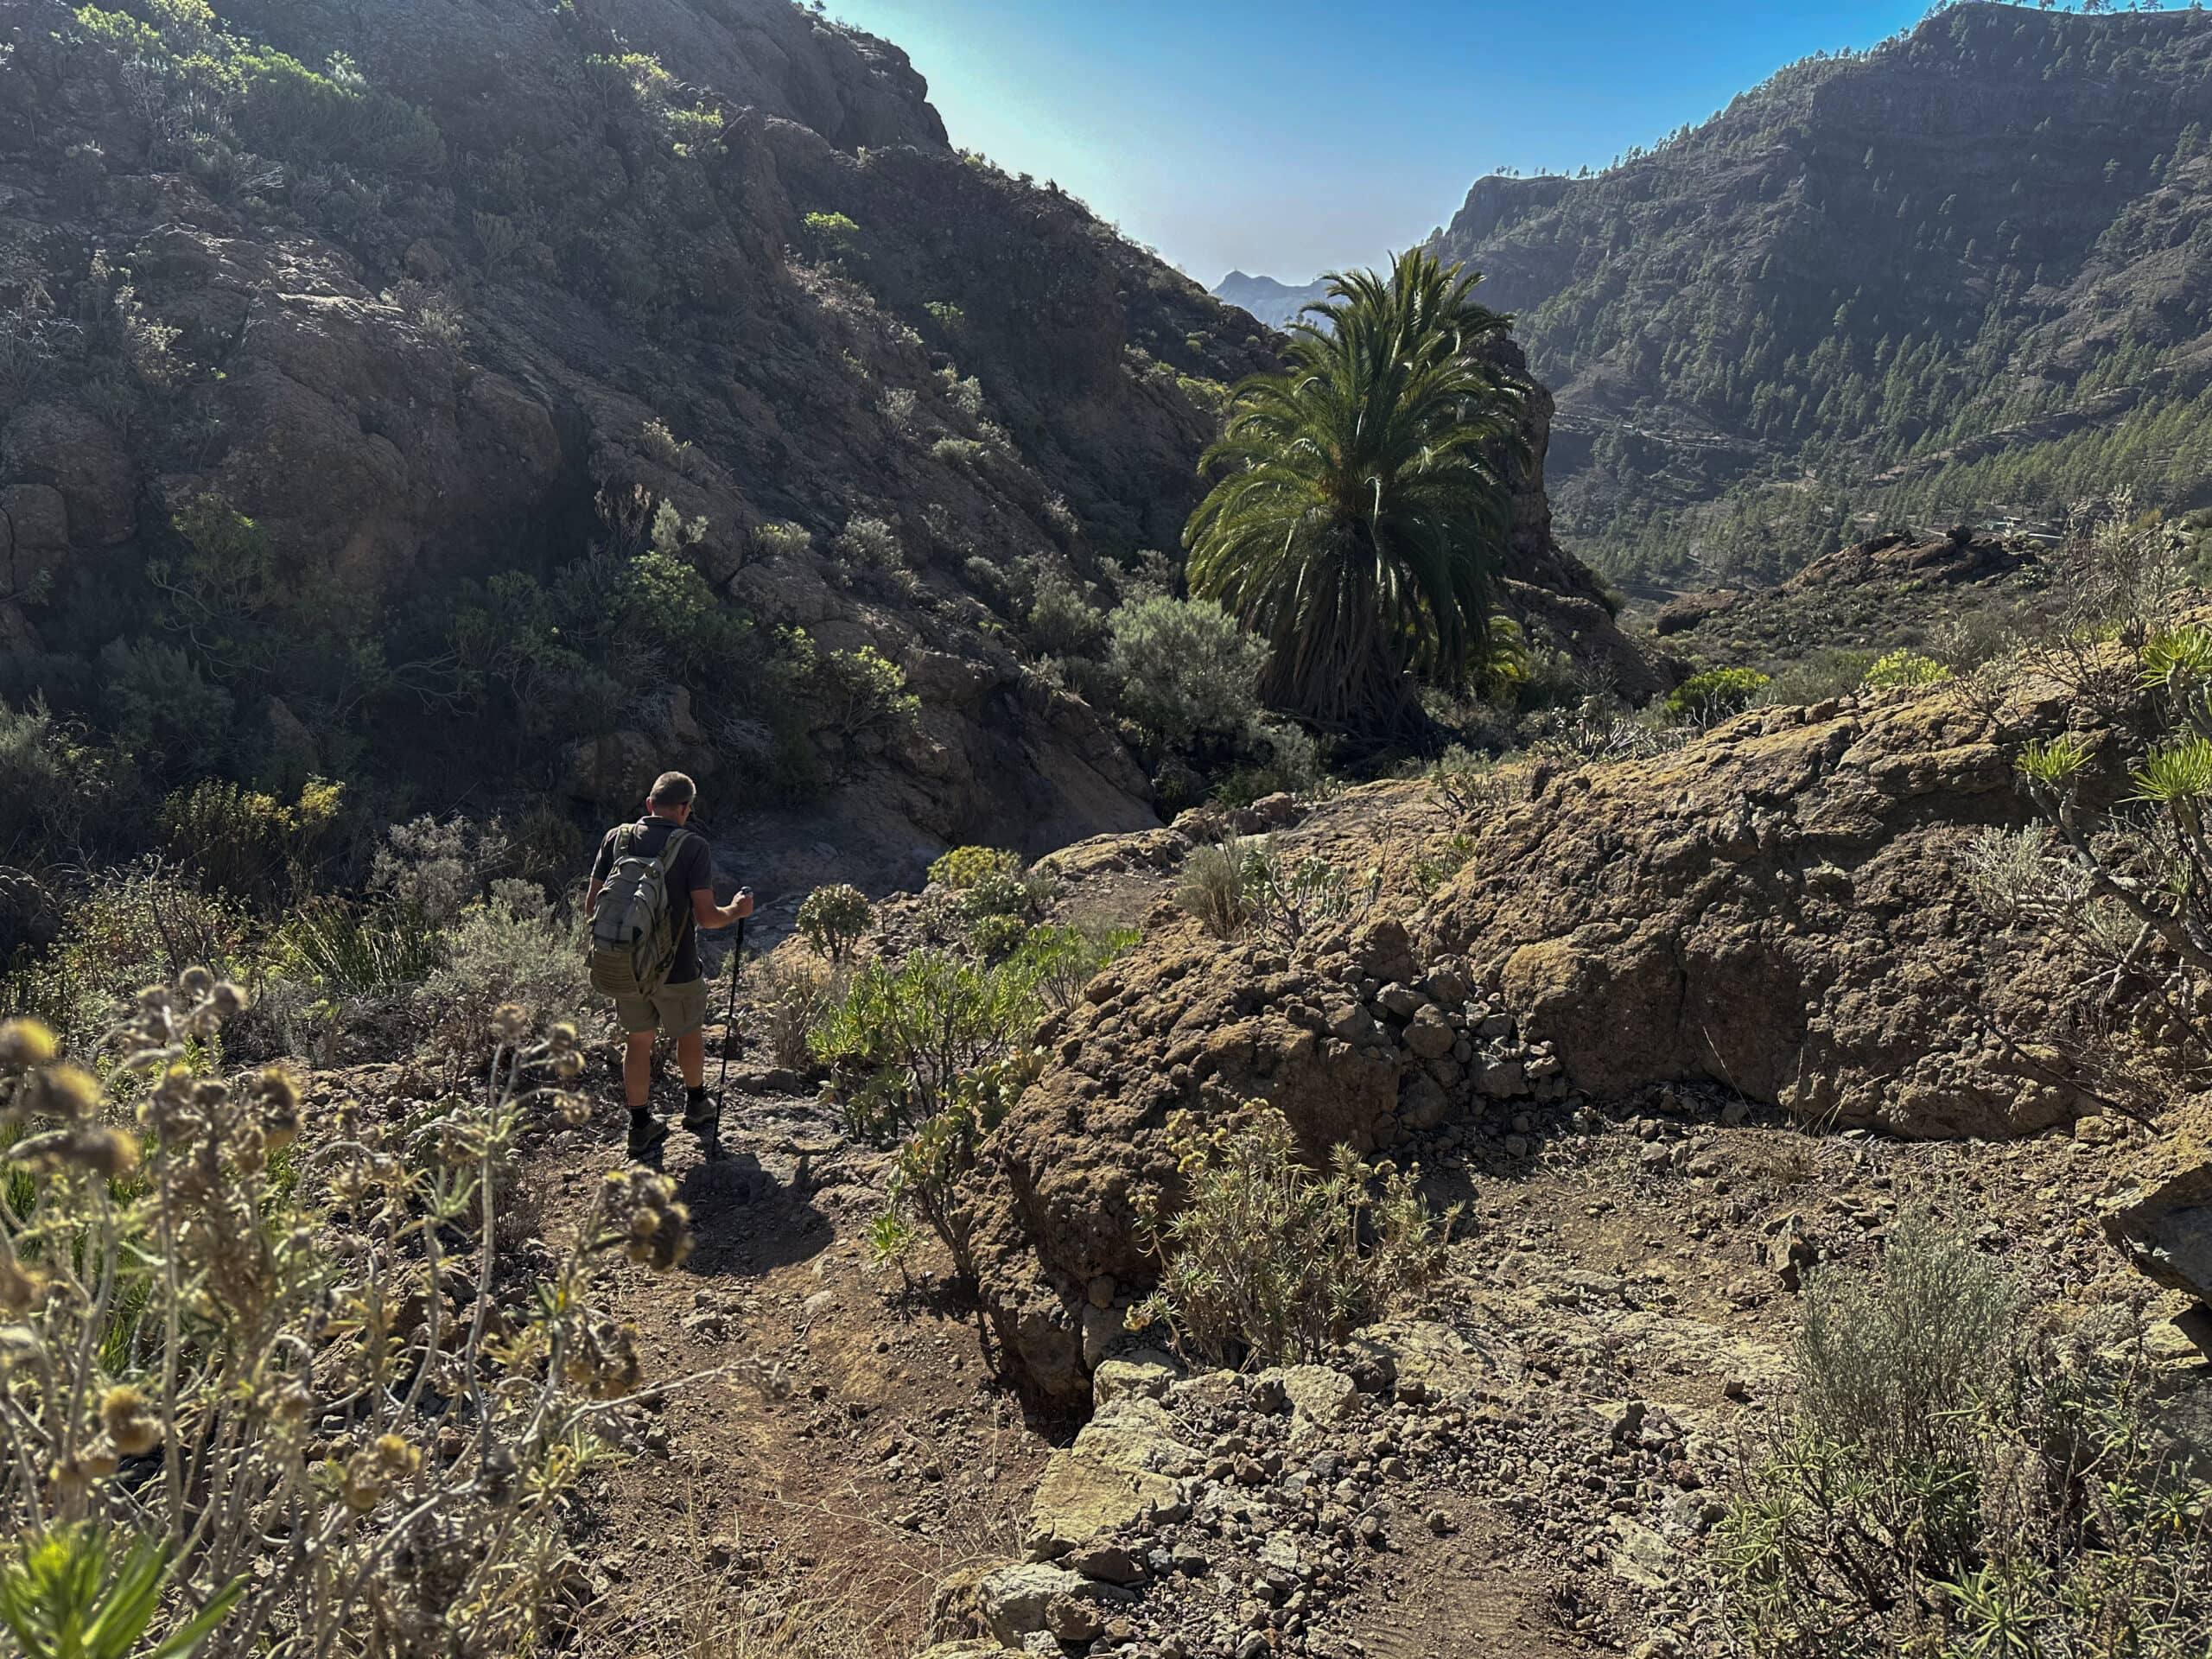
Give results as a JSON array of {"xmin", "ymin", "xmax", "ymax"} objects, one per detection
[
  {"xmin": 370, "ymin": 814, "xmax": 510, "ymax": 928},
  {"xmin": 1859, "ymin": 648, "xmax": 1954, "ymax": 690},
  {"xmin": 1758, "ymin": 648, "xmax": 1880, "ymax": 708},
  {"xmin": 1175, "ymin": 842, "xmax": 1249, "ymax": 939},
  {"xmin": 785, "ymin": 634, "xmax": 920, "ymax": 767},
  {"xmin": 1027, "ymin": 572, "xmax": 1109, "ymax": 660},
  {"xmin": 751, "ymin": 521, "xmax": 812, "ymax": 562},
  {"xmin": 929, "ymin": 846, "xmax": 1022, "ymax": 891},
  {"xmin": 270, "ymin": 896, "xmax": 444, "ymax": 996},
  {"xmin": 808, "ymin": 947, "xmax": 1041, "ymax": 1141},
  {"xmin": 1663, "ymin": 667, "xmax": 1771, "ymax": 725},
  {"xmin": 1179, "ymin": 839, "xmax": 1365, "ymax": 948},
  {"xmin": 0, "ymin": 1527, "xmax": 240, "ymax": 1659},
  {"xmin": 749, "ymin": 952, "xmax": 844, "ymax": 1071},
  {"xmin": 1009, "ymin": 921, "xmax": 1139, "ymax": 1012},
  {"xmin": 1130, "ymin": 1103, "xmax": 1459, "ymax": 1366},
  {"xmin": 1211, "ymin": 721, "xmax": 1329, "ymax": 806},
  {"xmin": 3, "ymin": 864, "xmax": 251, "ymax": 1052},
  {"xmin": 800, "ymin": 211, "xmax": 861, "ymax": 264},
  {"xmin": 796, "ymin": 883, "xmax": 871, "ymax": 962},
  {"xmin": 158, "ymin": 777, "xmax": 342, "ymax": 905},
  {"xmin": 626, "ymin": 546, "xmax": 752, "ymax": 683},
  {"xmin": 97, "ymin": 639, "xmax": 233, "ymax": 774},
  {"xmin": 1411, "ymin": 833, "xmax": 1478, "ymax": 893},
  {"xmin": 1106, "ymin": 594, "xmax": 1268, "ymax": 754},
  {"xmin": 416, "ymin": 880, "xmax": 600, "ymax": 1061},
  {"xmin": 884, "ymin": 1047, "xmax": 1043, "ymax": 1286},
  {"xmin": 234, "ymin": 46, "xmax": 446, "ymax": 176},
  {"xmin": 964, "ymin": 912, "xmax": 1030, "ymax": 958},
  {"xmin": 1240, "ymin": 840, "xmax": 1369, "ymax": 949},
  {"xmin": 0, "ymin": 701, "xmax": 124, "ymax": 867},
  {"xmin": 1427, "ymin": 745, "xmax": 1518, "ymax": 820},
  {"xmin": 834, "ymin": 514, "xmax": 904, "ymax": 573},
  {"xmin": 1710, "ymin": 1209, "xmax": 2212, "ymax": 1655}
]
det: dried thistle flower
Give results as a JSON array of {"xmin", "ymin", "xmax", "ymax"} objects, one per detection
[
  {"xmin": 179, "ymin": 965, "xmax": 214, "ymax": 998},
  {"xmin": 0, "ymin": 1255, "xmax": 48, "ymax": 1313},
  {"xmin": 562, "ymin": 1318, "xmax": 643, "ymax": 1400},
  {"xmin": 0, "ymin": 1017, "xmax": 57, "ymax": 1070},
  {"xmin": 72, "ymin": 1126, "xmax": 141, "ymax": 1179},
  {"xmin": 601, "ymin": 1169, "xmax": 694, "ymax": 1271},
  {"xmin": 249, "ymin": 1067, "xmax": 302, "ymax": 1151},
  {"xmin": 54, "ymin": 1446, "xmax": 119, "ymax": 1495},
  {"xmin": 16, "ymin": 1112, "xmax": 136, "ymax": 1181},
  {"xmin": 210, "ymin": 981, "xmax": 248, "ymax": 1017},
  {"xmin": 101, "ymin": 1384, "xmax": 163, "ymax": 1456},
  {"xmin": 341, "ymin": 1433, "xmax": 423, "ymax": 1511},
  {"xmin": 22, "ymin": 1063, "xmax": 102, "ymax": 1120},
  {"xmin": 552, "ymin": 1091, "xmax": 590, "ymax": 1127},
  {"xmin": 491, "ymin": 1002, "xmax": 529, "ymax": 1043}
]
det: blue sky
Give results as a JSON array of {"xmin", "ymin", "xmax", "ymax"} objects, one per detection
[{"xmin": 824, "ymin": 0, "xmax": 1939, "ymax": 283}]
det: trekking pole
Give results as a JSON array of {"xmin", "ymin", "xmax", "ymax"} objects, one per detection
[{"xmin": 717, "ymin": 911, "xmax": 746, "ymax": 1099}]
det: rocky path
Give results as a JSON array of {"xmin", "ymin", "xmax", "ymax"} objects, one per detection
[
  {"xmin": 518, "ymin": 980, "xmax": 2188, "ymax": 1659},
  {"xmin": 526, "ymin": 1048, "xmax": 1058, "ymax": 1659}
]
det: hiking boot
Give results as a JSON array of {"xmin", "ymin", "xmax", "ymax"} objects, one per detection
[
  {"xmin": 626, "ymin": 1111, "xmax": 669, "ymax": 1170},
  {"xmin": 683, "ymin": 1089, "xmax": 721, "ymax": 1160}
]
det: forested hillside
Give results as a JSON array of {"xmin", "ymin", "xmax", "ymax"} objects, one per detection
[{"xmin": 1427, "ymin": 0, "xmax": 2212, "ymax": 589}]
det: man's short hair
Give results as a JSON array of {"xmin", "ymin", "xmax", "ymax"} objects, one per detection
[{"xmin": 649, "ymin": 772, "xmax": 696, "ymax": 810}]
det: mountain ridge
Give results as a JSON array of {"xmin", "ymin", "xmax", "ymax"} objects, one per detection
[{"xmin": 1424, "ymin": 0, "xmax": 2212, "ymax": 586}]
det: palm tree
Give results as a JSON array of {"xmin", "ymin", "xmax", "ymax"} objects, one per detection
[{"xmin": 1185, "ymin": 251, "xmax": 1527, "ymax": 737}]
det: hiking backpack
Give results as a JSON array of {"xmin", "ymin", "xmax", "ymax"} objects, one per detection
[{"xmin": 588, "ymin": 824, "xmax": 697, "ymax": 999}]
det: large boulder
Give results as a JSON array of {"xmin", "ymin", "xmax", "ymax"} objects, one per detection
[
  {"xmin": 2104, "ymin": 1096, "xmax": 2212, "ymax": 1329},
  {"xmin": 963, "ymin": 931, "xmax": 1418, "ymax": 1403},
  {"xmin": 1421, "ymin": 677, "xmax": 2107, "ymax": 1138},
  {"xmin": 1024, "ymin": 1394, "xmax": 1194, "ymax": 1559}
]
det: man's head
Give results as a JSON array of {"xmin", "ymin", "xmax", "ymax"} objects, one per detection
[{"xmin": 646, "ymin": 772, "xmax": 696, "ymax": 823}]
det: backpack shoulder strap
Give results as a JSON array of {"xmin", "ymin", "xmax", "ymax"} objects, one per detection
[{"xmin": 654, "ymin": 825, "xmax": 702, "ymax": 876}]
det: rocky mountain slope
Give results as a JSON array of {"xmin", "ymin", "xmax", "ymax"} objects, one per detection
[
  {"xmin": 0, "ymin": 0, "xmax": 1286, "ymax": 878},
  {"xmin": 1420, "ymin": 1, "xmax": 2212, "ymax": 588},
  {"xmin": 0, "ymin": 0, "xmax": 1649, "ymax": 895}
]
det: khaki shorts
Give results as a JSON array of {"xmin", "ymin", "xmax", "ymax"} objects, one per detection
[{"xmin": 613, "ymin": 976, "xmax": 709, "ymax": 1039}]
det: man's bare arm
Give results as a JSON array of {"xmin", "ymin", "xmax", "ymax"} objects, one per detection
[{"xmin": 692, "ymin": 887, "xmax": 754, "ymax": 932}]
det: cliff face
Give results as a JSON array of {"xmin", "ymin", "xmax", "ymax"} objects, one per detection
[
  {"xmin": 0, "ymin": 0, "xmax": 1288, "ymax": 876},
  {"xmin": 1428, "ymin": 2, "xmax": 2212, "ymax": 585}
]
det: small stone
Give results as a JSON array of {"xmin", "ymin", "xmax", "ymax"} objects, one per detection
[
  {"xmin": 1426, "ymin": 1508, "xmax": 1455, "ymax": 1535},
  {"xmin": 1045, "ymin": 1593, "xmax": 1102, "ymax": 1642},
  {"xmin": 1377, "ymin": 982, "xmax": 1427, "ymax": 1019}
]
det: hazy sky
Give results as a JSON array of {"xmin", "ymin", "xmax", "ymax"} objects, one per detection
[{"xmin": 824, "ymin": 0, "xmax": 1939, "ymax": 283}]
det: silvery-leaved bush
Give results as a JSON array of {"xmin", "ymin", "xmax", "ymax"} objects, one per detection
[{"xmin": 0, "ymin": 975, "xmax": 697, "ymax": 1657}]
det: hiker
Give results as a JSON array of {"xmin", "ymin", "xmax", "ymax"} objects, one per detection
[{"xmin": 585, "ymin": 771, "xmax": 753, "ymax": 1168}]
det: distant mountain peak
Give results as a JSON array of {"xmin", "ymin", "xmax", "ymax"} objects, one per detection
[{"xmin": 1211, "ymin": 270, "xmax": 1332, "ymax": 330}]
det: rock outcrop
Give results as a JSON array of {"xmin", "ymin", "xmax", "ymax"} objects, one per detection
[
  {"xmin": 1423, "ymin": 677, "xmax": 2100, "ymax": 1141},
  {"xmin": 963, "ymin": 657, "xmax": 2179, "ymax": 1401},
  {"xmin": 963, "ymin": 910, "xmax": 1573, "ymax": 1403}
]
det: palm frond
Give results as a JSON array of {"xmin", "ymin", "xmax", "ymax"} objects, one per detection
[{"xmin": 1186, "ymin": 250, "xmax": 1526, "ymax": 734}]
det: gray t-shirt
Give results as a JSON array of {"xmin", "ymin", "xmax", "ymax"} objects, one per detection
[{"xmin": 591, "ymin": 817, "xmax": 714, "ymax": 986}]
